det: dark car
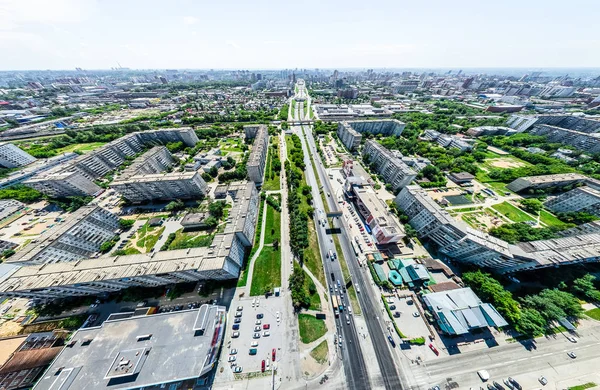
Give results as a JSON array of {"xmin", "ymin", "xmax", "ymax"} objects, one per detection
[
  {"xmin": 232, "ymin": 324, "xmax": 239, "ymax": 330},
  {"xmin": 234, "ymin": 318, "xmax": 241, "ymax": 323},
  {"xmin": 389, "ymin": 305, "xmax": 396, "ymax": 310},
  {"xmin": 493, "ymin": 381, "xmax": 505, "ymax": 390},
  {"xmin": 487, "ymin": 385, "xmax": 496, "ymax": 390},
  {"xmin": 387, "ymin": 335, "xmax": 396, "ymax": 348},
  {"xmin": 508, "ymin": 378, "xmax": 522, "ymax": 390},
  {"xmin": 257, "ymin": 313, "xmax": 264, "ymax": 319}
]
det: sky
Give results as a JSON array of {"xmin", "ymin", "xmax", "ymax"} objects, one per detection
[{"xmin": 0, "ymin": 0, "xmax": 599, "ymax": 71}]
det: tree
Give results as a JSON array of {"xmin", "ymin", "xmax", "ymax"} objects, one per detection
[
  {"xmin": 208, "ymin": 200, "xmax": 227, "ymax": 219},
  {"xmin": 204, "ymin": 216, "xmax": 218, "ymax": 228},
  {"xmin": 520, "ymin": 199, "xmax": 543, "ymax": 214},
  {"xmin": 1, "ymin": 249, "xmax": 15, "ymax": 259},
  {"xmin": 119, "ymin": 219, "xmax": 135, "ymax": 230},
  {"xmin": 514, "ymin": 308, "xmax": 547, "ymax": 337},
  {"xmin": 207, "ymin": 166, "xmax": 219, "ymax": 178},
  {"xmin": 521, "ymin": 289, "xmax": 583, "ymax": 322},
  {"xmin": 165, "ymin": 199, "xmax": 185, "ymax": 212},
  {"xmin": 572, "ymin": 274, "xmax": 600, "ymax": 302},
  {"xmin": 462, "ymin": 271, "xmax": 521, "ymax": 324},
  {"xmin": 100, "ymin": 240, "xmax": 116, "ymax": 253}
]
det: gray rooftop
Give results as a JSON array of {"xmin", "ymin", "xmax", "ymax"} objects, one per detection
[{"xmin": 33, "ymin": 305, "xmax": 226, "ymax": 390}]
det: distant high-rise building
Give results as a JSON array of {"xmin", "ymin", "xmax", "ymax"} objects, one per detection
[{"xmin": 0, "ymin": 143, "xmax": 36, "ymax": 168}]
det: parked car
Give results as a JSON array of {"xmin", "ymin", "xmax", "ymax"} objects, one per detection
[
  {"xmin": 493, "ymin": 381, "xmax": 505, "ymax": 390},
  {"xmin": 261, "ymin": 360, "xmax": 266, "ymax": 372},
  {"xmin": 263, "ymin": 331, "xmax": 270, "ymax": 337},
  {"xmin": 263, "ymin": 324, "xmax": 270, "ymax": 330},
  {"xmin": 272, "ymin": 348, "xmax": 276, "ymax": 361},
  {"xmin": 234, "ymin": 318, "xmax": 241, "ymax": 324},
  {"xmin": 237, "ymin": 306, "xmax": 243, "ymax": 311},
  {"xmin": 227, "ymin": 356, "xmax": 236, "ymax": 362},
  {"xmin": 508, "ymin": 377, "xmax": 522, "ymax": 390},
  {"xmin": 257, "ymin": 313, "xmax": 264, "ymax": 319},
  {"xmin": 230, "ymin": 349, "xmax": 237, "ymax": 355},
  {"xmin": 254, "ymin": 326, "xmax": 262, "ymax": 332},
  {"xmin": 251, "ymin": 341, "xmax": 258, "ymax": 347},
  {"xmin": 233, "ymin": 366, "xmax": 243, "ymax": 373},
  {"xmin": 253, "ymin": 332, "xmax": 261, "ymax": 339},
  {"xmin": 232, "ymin": 331, "xmax": 240, "ymax": 338},
  {"xmin": 387, "ymin": 335, "xmax": 396, "ymax": 348},
  {"xmin": 429, "ymin": 343, "xmax": 439, "ymax": 355},
  {"xmin": 567, "ymin": 351, "xmax": 577, "ymax": 359},
  {"xmin": 567, "ymin": 336, "xmax": 578, "ymax": 343},
  {"xmin": 232, "ymin": 324, "xmax": 239, "ymax": 330},
  {"xmin": 538, "ymin": 376, "xmax": 548, "ymax": 386}
]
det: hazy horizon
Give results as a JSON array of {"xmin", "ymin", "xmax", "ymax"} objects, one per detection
[{"xmin": 1, "ymin": 0, "xmax": 599, "ymax": 71}]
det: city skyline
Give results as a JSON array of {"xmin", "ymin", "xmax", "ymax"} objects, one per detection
[{"xmin": 1, "ymin": 0, "xmax": 599, "ymax": 70}]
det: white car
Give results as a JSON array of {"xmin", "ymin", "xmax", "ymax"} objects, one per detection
[
  {"xmin": 251, "ymin": 341, "xmax": 258, "ymax": 347},
  {"xmin": 263, "ymin": 331, "xmax": 270, "ymax": 337},
  {"xmin": 227, "ymin": 356, "xmax": 236, "ymax": 362},
  {"xmin": 276, "ymin": 311, "xmax": 281, "ymax": 322},
  {"xmin": 230, "ymin": 349, "xmax": 237, "ymax": 355},
  {"xmin": 232, "ymin": 331, "xmax": 240, "ymax": 338},
  {"xmin": 567, "ymin": 336, "xmax": 578, "ymax": 343},
  {"xmin": 255, "ymin": 319, "xmax": 262, "ymax": 325},
  {"xmin": 539, "ymin": 376, "xmax": 548, "ymax": 386},
  {"xmin": 412, "ymin": 312, "xmax": 420, "ymax": 317}
]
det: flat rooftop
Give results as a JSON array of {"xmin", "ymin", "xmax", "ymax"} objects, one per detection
[
  {"xmin": 112, "ymin": 171, "xmax": 199, "ymax": 184},
  {"xmin": 34, "ymin": 305, "xmax": 226, "ymax": 390}
]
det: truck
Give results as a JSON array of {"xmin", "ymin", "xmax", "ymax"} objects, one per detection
[
  {"xmin": 336, "ymin": 294, "xmax": 344, "ymax": 312},
  {"xmin": 332, "ymin": 295, "xmax": 339, "ymax": 317}
]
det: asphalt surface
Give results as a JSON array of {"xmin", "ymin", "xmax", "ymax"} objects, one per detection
[
  {"xmin": 291, "ymin": 94, "xmax": 371, "ymax": 390},
  {"xmin": 296, "ymin": 98, "xmax": 406, "ymax": 390}
]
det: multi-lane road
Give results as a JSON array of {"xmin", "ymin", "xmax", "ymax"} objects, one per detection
[{"xmin": 290, "ymin": 96, "xmax": 371, "ymax": 390}]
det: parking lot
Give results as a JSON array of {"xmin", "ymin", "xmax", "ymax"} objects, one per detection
[
  {"xmin": 220, "ymin": 296, "xmax": 285, "ymax": 376},
  {"xmin": 388, "ymin": 294, "xmax": 432, "ymax": 340}
]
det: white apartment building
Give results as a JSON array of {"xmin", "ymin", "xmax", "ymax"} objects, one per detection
[
  {"xmin": 246, "ymin": 125, "xmax": 269, "ymax": 185},
  {"xmin": 0, "ymin": 143, "xmax": 36, "ymax": 168},
  {"xmin": 0, "ymin": 181, "xmax": 259, "ymax": 300},
  {"xmin": 7, "ymin": 205, "xmax": 119, "ymax": 265},
  {"xmin": 111, "ymin": 171, "xmax": 208, "ymax": 203},
  {"xmin": 544, "ymin": 186, "xmax": 600, "ymax": 217},
  {"xmin": 337, "ymin": 119, "xmax": 406, "ymax": 151},
  {"xmin": 363, "ymin": 140, "xmax": 416, "ymax": 191},
  {"xmin": 24, "ymin": 170, "xmax": 102, "ymax": 197}
]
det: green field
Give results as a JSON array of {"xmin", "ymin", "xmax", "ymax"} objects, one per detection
[
  {"xmin": 585, "ymin": 308, "xmax": 600, "ymax": 321},
  {"xmin": 304, "ymin": 222, "xmax": 326, "ymax": 287},
  {"xmin": 568, "ymin": 383, "xmax": 597, "ymax": 390},
  {"xmin": 56, "ymin": 142, "xmax": 107, "ymax": 154},
  {"xmin": 249, "ymin": 247, "xmax": 281, "ymax": 296},
  {"xmin": 137, "ymin": 226, "xmax": 165, "ymax": 252},
  {"xmin": 540, "ymin": 209, "xmax": 569, "ymax": 228},
  {"xmin": 168, "ymin": 229, "xmax": 213, "ymax": 250},
  {"xmin": 262, "ymin": 141, "xmax": 281, "ymax": 191},
  {"xmin": 219, "ymin": 138, "xmax": 243, "ymax": 152},
  {"xmin": 298, "ymin": 314, "xmax": 327, "ymax": 344},
  {"xmin": 486, "ymin": 181, "xmax": 512, "ymax": 195},
  {"xmin": 491, "ymin": 201, "xmax": 535, "ymax": 223},
  {"xmin": 310, "ymin": 340, "xmax": 328, "ymax": 364},
  {"xmin": 264, "ymin": 204, "xmax": 281, "ymax": 245}
]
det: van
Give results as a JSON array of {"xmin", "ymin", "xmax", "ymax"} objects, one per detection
[
  {"xmin": 249, "ymin": 348, "xmax": 257, "ymax": 355},
  {"xmin": 346, "ymin": 315, "xmax": 350, "ymax": 325},
  {"xmin": 328, "ymin": 250, "xmax": 334, "ymax": 261},
  {"xmin": 477, "ymin": 370, "xmax": 490, "ymax": 382}
]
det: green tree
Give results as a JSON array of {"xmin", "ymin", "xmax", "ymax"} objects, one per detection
[
  {"xmin": 204, "ymin": 216, "xmax": 218, "ymax": 227},
  {"xmin": 119, "ymin": 219, "xmax": 135, "ymax": 230},
  {"xmin": 514, "ymin": 308, "xmax": 547, "ymax": 337},
  {"xmin": 100, "ymin": 240, "xmax": 116, "ymax": 253},
  {"xmin": 165, "ymin": 199, "xmax": 185, "ymax": 212},
  {"xmin": 462, "ymin": 271, "xmax": 521, "ymax": 324},
  {"xmin": 520, "ymin": 199, "xmax": 543, "ymax": 214},
  {"xmin": 572, "ymin": 274, "xmax": 600, "ymax": 302},
  {"xmin": 208, "ymin": 200, "xmax": 227, "ymax": 219}
]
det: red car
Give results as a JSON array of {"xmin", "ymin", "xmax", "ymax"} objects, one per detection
[
  {"xmin": 429, "ymin": 343, "xmax": 439, "ymax": 356},
  {"xmin": 272, "ymin": 348, "xmax": 276, "ymax": 361},
  {"xmin": 263, "ymin": 324, "xmax": 270, "ymax": 330},
  {"xmin": 261, "ymin": 360, "xmax": 266, "ymax": 372}
]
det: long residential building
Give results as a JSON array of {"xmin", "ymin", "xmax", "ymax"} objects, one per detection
[
  {"xmin": 24, "ymin": 128, "xmax": 199, "ymax": 197},
  {"xmin": 0, "ymin": 153, "xmax": 78, "ymax": 190},
  {"xmin": 544, "ymin": 186, "xmax": 600, "ymax": 217},
  {"xmin": 506, "ymin": 173, "xmax": 600, "ymax": 193},
  {"xmin": 33, "ymin": 305, "xmax": 226, "ymax": 390},
  {"xmin": 351, "ymin": 186, "xmax": 405, "ymax": 244},
  {"xmin": 0, "ymin": 143, "xmax": 36, "ymax": 168},
  {"xmin": 0, "ymin": 181, "xmax": 258, "ymax": 300},
  {"xmin": 111, "ymin": 171, "xmax": 208, "ymax": 203},
  {"xmin": 6, "ymin": 205, "xmax": 119, "ymax": 265},
  {"xmin": 396, "ymin": 185, "xmax": 600, "ymax": 273},
  {"xmin": 246, "ymin": 124, "xmax": 269, "ymax": 185},
  {"xmin": 337, "ymin": 119, "xmax": 406, "ymax": 151},
  {"xmin": 363, "ymin": 140, "xmax": 416, "ymax": 191}
]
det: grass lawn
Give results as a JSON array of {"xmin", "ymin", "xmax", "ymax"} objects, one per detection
[
  {"xmin": 347, "ymin": 285, "xmax": 361, "ymax": 315},
  {"xmin": 239, "ymin": 199, "xmax": 266, "ymax": 287},
  {"xmin": 303, "ymin": 268, "xmax": 321, "ymax": 311},
  {"xmin": 264, "ymin": 204, "xmax": 281, "ymax": 245},
  {"xmin": 262, "ymin": 140, "xmax": 281, "ymax": 191},
  {"xmin": 491, "ymin": 201, "xmax": 535, "ymax": 223},
  {"xmin": 333, "ymin": 235, "xmax": 350, "ymax": 281},
  {"xmin": 540, "ymin": 209, "xmax": 569, "ymax": 228},
  {"xmin": 113, "ymin": 247, "xmax": 141, "ymax": 256},
  {"xmin": 56, "ymin": 142, "xmax": 106, "ymax": 154},
  {"xmin": 568, "ymin": 383, "xmax": 597, "ymax": 390},
  {"xmin": 298, "ymin": 313, "xmax": 327, "ymax": 344},
  {"xmin": 486, "ymin": 181, "xmax": 512, "ymax": 195},
  {"xmin": 304, "ymin": 221, "xmax": 326, "ymax": 287},
  {"xmin": 219, "ymin": 138, "xmax": 243, "ymax": 152},
  {"xmin": 137, "ymin": 226, "xmax": 165, "ymax": 252},
  {"xmin": 168, "ymin": 229, "xmax": 213, "ymax": 250},
  {"xmin": 310, "ymin": 340, "xmax": 328, "ymax": 364},
  {"xmin": 585, "ymin": 308, "xmax": 600, "ymax": 321},
  {"xmin": 249, "ymin": 247, "xmax": 281, "ymax": 296}
]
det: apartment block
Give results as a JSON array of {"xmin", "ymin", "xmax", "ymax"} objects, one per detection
[
  {"xmin": 529, "ymin": 124, "xmax": 600, "ymax": 154},
  {"xmin": 24, "ymin": 170, "xmax": 102, "ymax": 197},
  {"xmin": 0, "ymin": 181, "xmax": 258, "ymax": 300},
  {"xmin": 506, "ymin": 173, "xmax": 599, "ymax": 193},
  {"xmin": 116, "ymin": 146, "xmax": 175, "ymax": 181},
  {"xmin": 0, "ymin": 143, "xmax": 36, "ymax": 168},
  {"xmin": 24, "ymin": 129, "xmax": 198, "ymax": 197},
  {"xmin": 337, "ymin": 119, "xmax": 406, "ymax": 151},
  {"xmin": 0, "ymin": 199, "xmax": 24, "ymax": 222},
  {"xmin": 0, "ymin": 153, "xmax": 78, "ymax": 190},
  {"xmin": 395, "ymin": 185, "xmax": 600, "ymax": 274},
  {"xmin": 544, "ymin": 186, "xmax": 600, "ymax": 217},
  {"xmin": 247, "ymin": 124, "xmax": 269, "ymax": 185},
  {"xmin": 363, "ymin": 140, "xmax": 416, "ymax": 191},
  {"xmin": 352, "ymin": 187, "xmax": 405, "ymax": 244},
  {"xmin": 7, "ymin": 205, "xmax": 119, "ymax": 265},
  {"xmin": 111, "ymin": 171, "xmax": 208, "ymax": 203}
]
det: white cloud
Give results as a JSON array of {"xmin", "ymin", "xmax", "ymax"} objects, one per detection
[
  {"xmin": 0, "ymin": 0, "xmax": 96, "ymax": 30},
  {"xmin": 226, "ymin": 40, "xmax": 240, "ymax": 49},
  {"xmin": 183, "ymin": 16, "xmax": 198, "ymax": 25}
]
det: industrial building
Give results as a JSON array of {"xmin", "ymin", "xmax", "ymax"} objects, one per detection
[
  {"xmin": 111, "ymin": 171, "xmax": 208, "ymax": 203},
  {"xmin": 422, "ymin": 287, "xmax": 508, "ymax": 335},
  {"xmin": 33, "ymin": 305, "xmax": 226, "ymax": 390},
  {"xmin": 422, "ymin": 130, "xmax": 473, "ymax": 151},
  {"xmin": 7, "ymin": 205, "xmax": 119, "ymax": 265},
  {"xmin": 336, "ymin": 119, "xmax": 406, "ymax": 151},
  {"xmin": 363, "ymin": 140, "xmax": 416, "ymax": 191},
  {"xmin": 24, "ymin": 128, "xmax": 199, "ymax": 197},
  {"xmin": 0, "ymin": 181, "xmax": 258, "ymax": 300},
  {"xmin": 544, "ymin": 186, "xmax": 600, "ymax": 217},
  {"xmin": 246, "ymin": 124, "xmax": 269, "ymax": 186},
  {"xmin": 0, "ymin": 143, "xmax": 36, "ymax": 168}
]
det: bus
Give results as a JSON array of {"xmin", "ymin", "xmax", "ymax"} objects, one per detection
[
  {"xmin": 331, "ymin": 295, "xmax": 339, "ymax": 317},
  {"xmin": 350, "ymin": 240, "xmax": 360, "ymax": 256}
]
